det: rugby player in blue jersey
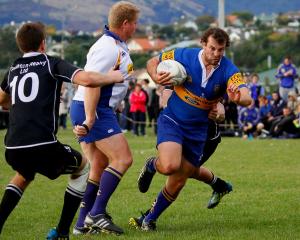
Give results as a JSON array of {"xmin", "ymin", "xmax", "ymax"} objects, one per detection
[
  {"xmin": 130, "ymin": 27, "xmax": 252, "ymax": 231},
  {"xmin": 136, "ymin": 87, "xmax": 232, "ymax": 208}
]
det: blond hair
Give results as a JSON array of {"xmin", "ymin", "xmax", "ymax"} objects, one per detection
[{"xmin": 108, "ymin": 1, "xmax": 139, "ymax": 29}]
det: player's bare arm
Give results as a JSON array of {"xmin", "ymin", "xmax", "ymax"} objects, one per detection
[
  {"xmin": 0, "ymin": 89, "xmax": 11, "ymax": 109},
  {"xmin": 227, "ymin": 84, "xmax": 252, "ymax": 107},
  {"xmin": 147, "ymin": 56, "xmax": 172, "ymax": 85},
  {"xmin": 83, "ymin": 87, "xmax": 101, "ymax": 131},
  {"xmin": 73, "ymin": 69, "xmax": 123, "ymax": 87}
]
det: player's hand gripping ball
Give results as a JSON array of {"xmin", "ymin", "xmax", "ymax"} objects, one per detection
[{"xmin": 157, "ymin": 60, "xmax": 187, "ymax": 85}]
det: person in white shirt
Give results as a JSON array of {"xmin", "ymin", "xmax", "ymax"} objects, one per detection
[{"xmin": 69, "ymin": 1, "xmax": 139, "ymax": 235}]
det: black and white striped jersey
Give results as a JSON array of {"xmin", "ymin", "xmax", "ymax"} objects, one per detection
[{"xmin": 1, "ymin": 52, "xmax": 81, "ymax": 149}]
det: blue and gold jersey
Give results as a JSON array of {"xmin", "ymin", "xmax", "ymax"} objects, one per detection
[{"xmin": 159, "ymin": 48, "xmax": 246, "ymax": 124}]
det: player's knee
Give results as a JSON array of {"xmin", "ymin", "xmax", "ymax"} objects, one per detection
[
  {"xmin": 116, "ymin": 154, "xmax": 133, "ymax": 169},
  {"xmin": 68, "ymin": 161, "xmax": 90, "ymax": 196},
  {"xmin": 123, "ymin": 156, "xmax": 133, "ymax": 169},
  {"xmin": 159, "ymin": 162, "xmax": 180, "ymax": 175}
]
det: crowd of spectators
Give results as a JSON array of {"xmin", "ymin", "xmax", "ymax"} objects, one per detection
[{"xmin": 234, "ymin": 56, "xmax": 300, "ymax": 139}]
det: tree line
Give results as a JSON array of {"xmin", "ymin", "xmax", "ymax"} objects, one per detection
[{"xmin": 1, "ymin": 24, "xmax": 300, "ymax": 76}]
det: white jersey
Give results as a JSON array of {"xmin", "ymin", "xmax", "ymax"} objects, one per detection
[{"xmin": 73, "ymin": 30, "xmax": 134, "ymax": 109}]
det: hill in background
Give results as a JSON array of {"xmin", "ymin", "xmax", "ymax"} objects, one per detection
[{"xmin": 0, "ymin": 0, "xmax": 300, "ymax": 31}]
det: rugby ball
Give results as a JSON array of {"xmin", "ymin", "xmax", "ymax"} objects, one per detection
[{"xmin": 157, "ymin": 59, "xmax": 187, "ymax": 85}]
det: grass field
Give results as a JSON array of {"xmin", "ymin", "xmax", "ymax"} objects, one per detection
[{"xmin": 0, "ymin": 127, "xmax": 299, "ymax": 240}]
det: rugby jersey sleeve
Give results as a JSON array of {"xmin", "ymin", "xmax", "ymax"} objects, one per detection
[
  {"xmin": 0, "ymin": 71, "xmax": 10, "ymax": 94},
  {"xmin": 53, "ymin": 58, "xmax": 82, "ymax": 83},
  {"xmin": 225, "ymin": 61, "xmax": 247, "ymax": 89},
  {"xmin": 84, "ymin": 45, "xmax": 119, "ymax": 73}
]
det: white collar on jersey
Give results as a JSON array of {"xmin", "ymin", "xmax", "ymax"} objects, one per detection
[
  {"xmin": 198, "ymin": 49, "xmax": 222, "ymax": 88},
  {"xmin": 23, "ymin": 52, "xmax": 42, "ymax": 58}
]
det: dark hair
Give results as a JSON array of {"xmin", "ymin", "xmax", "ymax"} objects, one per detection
[
  {"xmin": 16, "ymin": 22, "xmax": 46, "ymax": 53},
  {"xmin": 285, "ymin": 55, "xmax": 291, "ymax": 60},
  {"xmin": 143, "ymin": 79, "xmax": 149, "ymax": 84},
  {"xmin": 201, "ymin": 27, "xmax": 230, "ymax": 47}
]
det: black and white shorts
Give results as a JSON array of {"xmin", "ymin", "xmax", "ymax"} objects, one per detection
[
  {"xmin": 201, "ymin": 134, "xmax": 221, "ymax": 165},
  {"xmin": 5, "ymin": 141, "xmax": 82, "ymax": 181}
]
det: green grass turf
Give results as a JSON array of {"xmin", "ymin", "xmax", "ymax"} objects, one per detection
[{"xmin": 0, "ymin": 127, "xmax": 299, "ymax": 239}]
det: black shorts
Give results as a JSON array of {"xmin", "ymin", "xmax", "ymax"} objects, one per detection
[
  {"xmin": 201, "ymin": 134, "xmax": 221, "ymax": 165},
  {"xmin": 5, "ymin": 141, "xmax": 82, "ymax": 181}
]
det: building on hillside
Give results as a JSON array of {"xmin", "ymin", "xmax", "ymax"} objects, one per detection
[
  {"xmin": 254, "ymin": 13, "xmax": 278, "ymax": 27},
  {"xmin": 128, "ymin": 38, "xmax": 169, "ymax": 53},
  {"xmin": 226, "ymin": 15, "xmax": 243, "ymax": 27}
]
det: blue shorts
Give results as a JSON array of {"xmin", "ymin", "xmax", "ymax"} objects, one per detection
[
  {"xmin": 157, "ymin": 112, "xmax": 208, "ymax": 167},
  {"xmin": 69, "ymin": 100, "xmax": 122, "ymax": 143}
]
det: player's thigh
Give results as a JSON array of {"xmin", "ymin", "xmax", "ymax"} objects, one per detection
[
  {"xmin": 80, "ymin": 141, "xmax": 109, "ymax": 180},
  {"xmin": 52, "ymin": 143, "xmax": 83, "ymax": 177},
  {"xmin": 95, "ymin": 133, "xmax": 132, "ymax": 162}
]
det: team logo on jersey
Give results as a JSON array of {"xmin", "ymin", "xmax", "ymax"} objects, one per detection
[
  {"xmin": 161, "ymin": 50, "xmax": 175, "ymax": 60},
  {"xmin": 185, "ymin": 96, "xmax": 198, "ymax": 105},
  {"xmin": 174, "ymin": 85, "xmax": 220, "ymax": 110},
  {"xmin": 121, "ymin": 51, "xmax": 126, "ymax": 57},
  {"xmin": 127, "ymin": 63, "xmax": 134, "ymax": 74}
]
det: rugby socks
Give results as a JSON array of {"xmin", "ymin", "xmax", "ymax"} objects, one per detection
[
  {"xmin": 207, "ymin": 172, "xmax": 217, "ymax": 185},
  {"xmin": 146, "ymin": 157, "xmax": 157, "ymax": 173},
  {"xmin": 90, "ymin": 167, "xmax": 122, "ymax": 216},
  {"xmin": 210, "ymin": 176, "xmax": 228, "ymax": 193},
  {"xmin": 56, "ymin": 186, "xmax": 84, "ymax": 235},
  {"xmin": 144, "ymin": 187, "xmax": 176, "ymax": 223},
  {"xmin": 0, "ymin": 184, "xmax": 23, "ymax": 234},
  {"xmin": 75, "ymin": 179, "xmax": 99, "ymax": 228}
]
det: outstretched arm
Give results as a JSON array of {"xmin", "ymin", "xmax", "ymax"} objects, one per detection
[{"xmin": 73, "ymin": 69, "xmax": 123, "ymax": 87}]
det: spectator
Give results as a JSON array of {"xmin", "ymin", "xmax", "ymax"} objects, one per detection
[
  {"xmin": 292, "ymin": 103, "xmax": 300, "ymax": 137},
  {"xmin": 238, "ymin": 100, "xmax": 260, "ymax": 139},
  {"xmin": 275, "ymin": 56, "xmax": 298, "ymax": 101},
  {"xmin": 249, "ymin": 73, "xmax": 265, "ymax": 107},
  {"xmin": 149, "ymin": 85, "xmax": 164, "ymax": 135},
  {"xmin": 286, "ymin": 91, "xmax": 299, "ymax": 113},
  {"xmin": 119, "ymin": 80, "xmax": 135, "ymax": 132},
  {"xmin": 141, "ymin": 79, "xmax": 154, "ymax": 127},
  {"xmin": 264, "ymin": 92, "xmax": 286, "ymax": 131},
  {"xmin": 256, "ymin": 95, "xmax": 272, "ymax": 136},
  {"xmin": 129, "ymin": 83, "xmax": 147, "ymax": 136},
  {"xmin": 269, "ymin": 106, "xmax": 297, "ymax": 138},
  {"xmin": 58, "ymin": 84, "xmax": 69, "ymax": 130}
]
